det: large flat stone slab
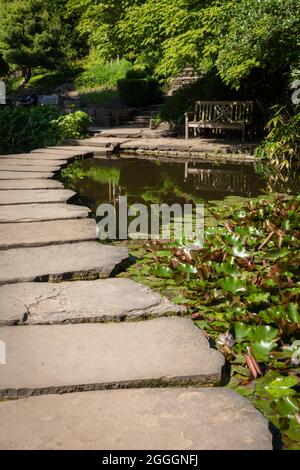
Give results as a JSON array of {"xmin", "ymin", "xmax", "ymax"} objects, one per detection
[
  {"xmin": 0, "ymin": 153, "xmax": 71, "ymax": 161},
  {"xmin": 0, "ymin": 203, "xmax": 90, "ymax": 223},
  {"xmin": 0, "ymin": 157, "xmax": 67, "ymax": 166},
  {"xmin": 0, "ymin": 219, "xmax": 97, "ymax": 249},
  {"xmin": 0, "ymin": 278, "xmax": 184, "ymax": 325},
  {"xmin": 0, "ymin": 163, "xmax": 60, "ymax": 172},
  {"xmin": 0, "ymin": 189, "xmax": 75, "ymax": 205},
  {"xmin": 0, "ymin": 241, "xmax": 129, "ymax": 284},
  {"xmin": 0, "ymin": 179, "xmax": 63, "ymax": 190},
  {"xmin": 0, "ymin": 171, "xmax": 54, "ymax": 180},
  {"xmin": 32, "ymin": 148, "xmax": 92, "ymax": 156},
  {"xmin": 0, "ymin": 318, "xmax": 224, "ymax": 397},
  {"xmin": 0, "ymin": 389, "xmax": 272, "ymax": 450}
]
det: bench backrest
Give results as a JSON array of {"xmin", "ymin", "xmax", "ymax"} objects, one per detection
[
  {"xmin": 37, "ymin": 95, "xmax": 59, "ymax": 106},
  {"xmin": 195, "ymin": 101, "xmax": 253, "ymax": 123}
]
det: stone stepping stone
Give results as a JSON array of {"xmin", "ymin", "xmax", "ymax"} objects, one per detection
[
  {"xmin": 0, "ymin": 318, "xmax": 224, "ymax": 397},
  {"xmin": 0, "ymin": 389, "xmax": 273, "ymax": 450},
  {"xmin": 0, "ymin": 171, "xmax": 54, "ymax": 180},
  {"xmin": 0, "ymin": 189, "xmax": 75, "ymax": 205},
  {"xmin": 32, "ymin": 148, "xmax": 92, "ymax": 156},
  {"xmin": 0, "ymin": 179, "xmax": 63, "ymax": 190},
  {"xmin": 0, "ymin": 157, "xmax": 67, "ymax": 166},
  {"xmin": 0, "ymin": 278, "xmax": 184, "ymax": 325},
  {"xmin": 0, "ymin": 241, "xmax": 129, "ymax": 284},
  {"xmin": 0, "ymin": 153, "xmax": 70, "ymax": 161},
  {"xmin": 0, "ymin": 163, "xmax": 60, "ymax": 172},
  {"xmin": 0, "ymin": 203, "xmax": 90, "ymax": 224},
  {"xmin": 0, "ymin": 219, "xmax": 97, "ymax": 250}
]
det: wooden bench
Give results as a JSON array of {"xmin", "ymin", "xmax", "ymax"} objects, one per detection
[
  {"xmin": 185, "ymin": 100, "xmax": 253, "ymax": 141},
  {"xmin": 37, "ymin": 94, "xmax": 59, "ymax": 106}
]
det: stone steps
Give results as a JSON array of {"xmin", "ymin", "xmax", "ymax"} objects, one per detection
[
  {"xmin": 0, "ymin": 219, "xmax": 97, "ymax": 249},
  {"xmin": 0, "ymin": 179, "xmax": 64, "ymax": 190},
  {"xmin": 0, "ymin": 278, "xmax": 184, "ymax": 325},
  {"xmin": 0, "ymin": 189, "xmax": 75, "ymax": 205},
  {"xmin": 0, "ymin": 389, "xmax": 272, "ymax": 450},
  {"xmin": 0, "ymin": 241, "xmax": 129, "ymax": 284},
  {"xmin": 0, "ymin": 318, "xmax": 224, "ymax": 398},
  {"xmin": 0, "ymin": 171, "xmax": 55, "ymax": 180},
  {"xmin": 0, "ymin": 163, "xmax": 61, "ymax": 173},
  {"xmin": 0, "ymin": 203, "xmax": 90, "ymax": 223}
]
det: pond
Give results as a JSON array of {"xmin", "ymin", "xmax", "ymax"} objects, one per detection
[{"xmin": 61, "ymin": 154, "xmax": 300, "ymax": 217}]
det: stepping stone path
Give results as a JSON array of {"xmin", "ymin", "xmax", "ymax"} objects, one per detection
[
  {"xmin": 0, "ymin": 389, "xmax": 272, "ymax": 450},
  {"xmin": 0, "ymin": 145, "xmax": 273, "ymax": 450},
  {"xmin": 0, "ymin": 189, "xmax": 75, "ymax": 205},
  {"xmin": 0, "ymin": 202, "xmax": 90, "ymax": 223},
  {"xmin": 0, "ymin": 219, "xmax": 97, "ymax": 249}
]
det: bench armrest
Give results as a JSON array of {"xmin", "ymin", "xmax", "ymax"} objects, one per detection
[{"xmin": 184, "ymin": 111, "xmax": 194, "ymax": 118}]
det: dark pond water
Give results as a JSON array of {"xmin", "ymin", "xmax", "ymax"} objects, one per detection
[{"xmin": 62, "ymin": 155, "xmax": 300, "ymax": 214}]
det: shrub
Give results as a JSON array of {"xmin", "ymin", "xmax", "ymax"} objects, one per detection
[
  {"xmin": 117, "ymin": 77, "xmax": 162, "ymax": 107},
  {"xmin": 75, "ymin": 59, "xmax": 132, "ymax": 90},
  {"xmin": 0, "ymin": 107, "xmax": 92, "ymax": 154},
  {"xmin": 255, "ymin": 105, "xmax": 300, "ymax": 168},
  {"xmin": 56, "ymin": 111, "xmax": 92, "ymax": 139},
  {"xmin": 0, "ymin": 106, "xmax": 62, "ymax": 154}
]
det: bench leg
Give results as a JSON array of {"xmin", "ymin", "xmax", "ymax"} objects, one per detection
[{"xmin": 185, "ymin": 120, "xmax": 189, "ymax": 140}]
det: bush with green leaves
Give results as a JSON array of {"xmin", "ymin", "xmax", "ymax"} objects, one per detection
[
  {"xmin": 256, "ymin": 106, "xmax": 300, "ymax": 168},
  {"xmin": 0, "ymin": 105, "xmax": 62, "ymax": 154},
  {"xmin": 56, "ymin": 111, "xmax": 92, "ymax": 139},
  {"xmin": 0, "ymin": 106, "xmax": 92, "ymax": 154}
]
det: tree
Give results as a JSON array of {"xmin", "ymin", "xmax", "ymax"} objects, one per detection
[
  {"xmin": 0, "ymin": 0, "xmax": 77, "ymax": 83},
  {"xmin": 216, "ymin": 0, "xmax": 300, "ymax": 88}
]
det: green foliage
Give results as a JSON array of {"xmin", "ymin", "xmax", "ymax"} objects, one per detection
[
  {"xmin": 0, "ymin": 106, "xmax": 92, "ymax": 153},
  {"xmin": 256, "ymin": 106, "xmax": 300, "ymax": 168},
  {"xmin": 117, "ymin": 77, "xmax": 162, "ymax": 107},
  {"xmin": 0, "ymin": 106, "xmax": 62, "ymax": 154},
  {"xmin": 216, "ymin": 0, "xmax": 300, "ymax": 87},
  {"xmin": 75, "ymin": 59, "xmax": 132, "ymax": 90},
  {"xmin": 56, "ymin": 111, "xmax": 92, "ymax": 139}
]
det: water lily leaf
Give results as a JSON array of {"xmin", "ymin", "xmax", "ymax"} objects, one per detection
[
  {"xmin": 234, "ymin": 322, "xmax": 252, "ymax": 340},
  {"xmin": 265, "ymin": 248, "xmax": 290, "ymax": 259},
  {"xmin": 151, "ymin": 266, "xmax": 173, "ymax": 278},
  {"xmin": 260, "ymin": 306, "xmax": 283, "ymax": 323},
  {"xmin": 286, "ymin": 303, "xmax": 300, "ymax": 324},
  {"xmin": 219, "ymin": 277, "xmax": 247, "ymax": 295},
  {"xmin": 215, "ymin": 263, "xmax": 240, "ymax": 276},
  {"xmin": 176, "ymin": 262, "xmax": 198, "ymax": 274},
  {"xmin": 271, "ymin": 397, "xmax": 299, "ymax": 416},
  {"xmin": 264, "ymin": 376, "xmax": 299, "ymax": 398},
  {"xmin": 246, "ymin": 292, "xmax": 271, "ymax": 305},
  {"xmin": 252, "ymin": 340, "xmax": 277, "ymax": 362},
  {"xmin": 230, "ymin": 245, "xmax": 250, "ymax": 258},
  {"xmin": 248, "ymin": 325, "xmax": 278, "ymax": 342}
]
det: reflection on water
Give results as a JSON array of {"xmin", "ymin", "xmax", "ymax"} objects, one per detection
[{"xmin": 62, "ymin": 155, "xmax": 300, "ymax": 214}]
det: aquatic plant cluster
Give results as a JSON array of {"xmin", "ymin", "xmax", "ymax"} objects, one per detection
[{"xmin": 122, "ymin": 195, "xmax": 300, "ymax": 449}]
